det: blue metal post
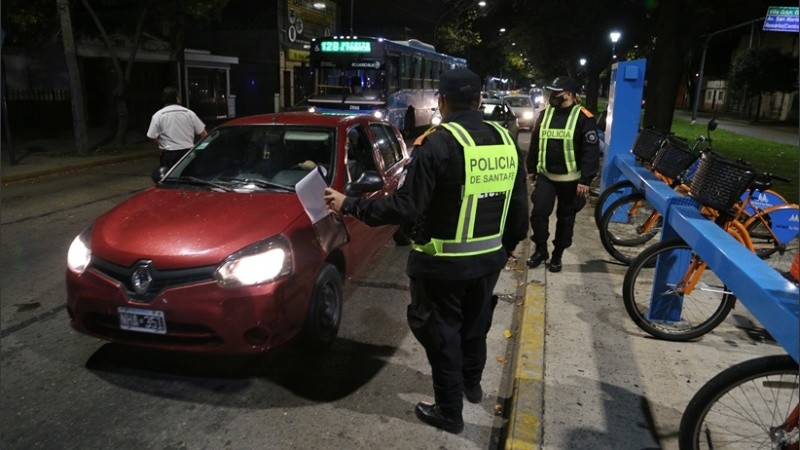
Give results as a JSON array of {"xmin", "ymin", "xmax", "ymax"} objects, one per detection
[{"xmin": 601, "ymin": 59, "xmax": 646, "ymax": 192}]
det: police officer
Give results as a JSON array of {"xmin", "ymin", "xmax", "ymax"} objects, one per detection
[
  {"xmin": 526, "ymin": 76, "xmax": 600, "ymax": 272},
  {"xmin": 324, "ymin": 68, "xmax": 528, "ymax": 434}
]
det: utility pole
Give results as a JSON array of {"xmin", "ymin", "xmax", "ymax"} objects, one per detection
[{"xmin": 691, "ymin": 17, "xmax": 764, "ymax": 123}]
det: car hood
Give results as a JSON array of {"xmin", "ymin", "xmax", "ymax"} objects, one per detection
[{"xmin": 91, "ymin": 188, "xmax": 305, "ymax": 268}]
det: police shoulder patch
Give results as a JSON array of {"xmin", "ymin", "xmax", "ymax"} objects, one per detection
[
  {"xmin": 412, "ymin": 127, "xmax": 437, "ymax": 147},
  {"xmin": 580, "ymin": 107, "xmax": 594, "ymax": 118},
  {"xmin": 585, "ymin": 129, "xmax": 599, "ymax": 144}
]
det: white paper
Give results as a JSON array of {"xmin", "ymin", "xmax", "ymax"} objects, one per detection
[{"xmin": 295, "ymin": 166, "xmax": 330, "ymax": 224}]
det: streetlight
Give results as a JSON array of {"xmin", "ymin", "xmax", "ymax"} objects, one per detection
[
  {"xmin": 579, "ymin": 58, "xmax": 587, "ymax": 67},
  {"xmin": 609, "ymin": 31, "xmax": 621, "ymax": 59}
]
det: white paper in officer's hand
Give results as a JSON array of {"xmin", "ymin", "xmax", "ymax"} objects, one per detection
[{"xmin": 296, "ymin": 166, "xmax": 329, "ymax": 224}]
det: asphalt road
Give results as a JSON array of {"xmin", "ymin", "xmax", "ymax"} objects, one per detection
[{"xmin": 0, "ymin": 135, "xmax": 532, "ymax": 449}]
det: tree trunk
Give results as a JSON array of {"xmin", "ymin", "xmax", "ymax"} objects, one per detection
[
  {"xmin": 642, "ymin": 0, "xmax": 686, "ymax": 133},
  {"xmin": 57, "ymin": 0, "xmax": 89, "ymax": 154}
]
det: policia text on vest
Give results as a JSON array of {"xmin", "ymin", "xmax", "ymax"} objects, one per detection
[{"xmin": 468, "ymin": 155, "xmax": 517, "ymax": 185}]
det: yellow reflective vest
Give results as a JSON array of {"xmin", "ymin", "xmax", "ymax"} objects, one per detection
[{"xmin": 412, "ymin": 121, "xmax": 517, "ymax": 257}]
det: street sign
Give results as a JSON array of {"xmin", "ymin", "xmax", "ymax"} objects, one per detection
[{"xmin": 763, "ymin": 6, "xmax": 799, "ymax": 32}]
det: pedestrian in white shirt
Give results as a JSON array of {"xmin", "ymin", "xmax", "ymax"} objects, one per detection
[{"xmin": 147, "ymin": 86, "xmax": 208, "ymax": 169}]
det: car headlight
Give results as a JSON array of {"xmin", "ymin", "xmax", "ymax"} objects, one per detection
[
  {"xmin": 215, "ymin": 236, "xmax": 292, "ymax": 288},
  {"xmin": 67, "ymin": 228, "xmax": 92, "ymax": 274},
  {"xmin": 523, "ymin": 111, "xmax": 534, "ymax": 120}
]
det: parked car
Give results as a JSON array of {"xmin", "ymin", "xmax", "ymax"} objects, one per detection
[
  {"xmin": 503, "ymin": 94, "xmax": 538, "ymax": 130},
  {"xmin": 66, "ymin": 112, "xmax": 410, "ymax": 355},
  {"xmin": 481, "ymin": 97, "xmax": 520, "ymax": 140}
]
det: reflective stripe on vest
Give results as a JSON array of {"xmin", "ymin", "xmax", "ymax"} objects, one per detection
[
  {"xmin": 537, "ymin": 105, "xmax": 582, "ymax": 174},
  {"xmin": 412, "ymin": 121, "xmax": 517, "ymax": 257}
]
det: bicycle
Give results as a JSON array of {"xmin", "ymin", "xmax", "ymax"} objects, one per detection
[
  {"xmin": 622, "ymin": 154, "xmax": 799, "ymax": 341},
  {"xmin": 678, "ymin": 354, "xmax": 799, "ymax": 450},
  {"xmin": 598, "ymin": 133, "xmax": 705, "ymax": 265}
]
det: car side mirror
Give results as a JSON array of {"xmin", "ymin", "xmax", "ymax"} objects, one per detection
[
  {"xmin": 151, "ymin": 167, "xmax": 168, "ymax": 183},
  {"xmin": 344, "ymin": 170, "xmax": 384, "ymax": 196}
]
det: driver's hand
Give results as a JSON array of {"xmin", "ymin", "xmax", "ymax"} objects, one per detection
[{"xmin": 298, "ymin": 160, "xmax": 317, "ymax": 170}]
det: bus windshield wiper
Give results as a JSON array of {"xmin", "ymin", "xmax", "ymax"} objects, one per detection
[
  {"xmin": 161, "ymin": 176, "xmax": 232, "ymax": 191},
  {"xmin": 217, "ymin": 177, "xmax": 295, "ymax": 192}
]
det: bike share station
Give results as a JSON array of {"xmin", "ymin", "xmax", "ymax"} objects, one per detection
[{"xmin": 599, "ymin": 59, "xmax": 799, "ymax": 363}]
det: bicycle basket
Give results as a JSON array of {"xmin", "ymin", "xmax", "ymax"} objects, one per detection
[
  {"xmin": 689, "ymin": 152, "xmax": 755, "ymax": 213},
  {"xmin": 631, "ymin": 128, "xmax": 667, "ymax": 164},
  {"xmin": 652, "ymin": 135, "xmax": 700, "ymax": 180}
]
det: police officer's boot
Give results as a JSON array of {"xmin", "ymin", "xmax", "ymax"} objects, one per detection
[
  {"xmin": 548, "ymin": 248, "xmax": 564, "ymax": 273},
  {"xmin": 526, "ymin": 246, "xmax": 549, "ymax": 268}
]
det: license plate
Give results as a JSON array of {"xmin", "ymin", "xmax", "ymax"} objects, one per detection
[{"xmin": 118, "ymin": 307, "xmax": 167, "ymax": 334}]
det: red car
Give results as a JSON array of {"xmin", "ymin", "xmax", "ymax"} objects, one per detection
[{"xmin": 66, "ymin": 113, "xmax": 409, "ymax": 354}]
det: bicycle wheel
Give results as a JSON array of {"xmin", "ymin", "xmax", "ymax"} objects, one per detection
[
  {"xmin": 679, "ymin": 354, "xmax": 799, "ymax": 450},
  {"xmin": 622, "ymin": 238, "xmax": 736, "ymax": 341},
  {"xmin": 598, "ymin": 193, "xmax": 660, "ymax": 265},
  {"xmin": 594, "ymin": 179, "xmax": 636, "ymax": 227},
  {"xmin": 746, "ymin": 205, "xmax": 800, "ymax": 275}
]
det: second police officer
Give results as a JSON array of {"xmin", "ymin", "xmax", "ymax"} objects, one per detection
[{"xmin": 526, "ymin": 76, "xmax": 600, "ymax": 272}]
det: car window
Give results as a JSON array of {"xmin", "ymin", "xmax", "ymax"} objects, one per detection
[
  {"xmin": 169, "ymin": 125, "xmax": 336, "ymax": 188},
  {"xmin": 369, "ymin": 124, "xmax": 402, "ymax": 169},
  {"xmin": 345, "ymin": 125, "xmax": 377, "ymax": 182},
  {"xmin": 505, "ymin": 96, "xmax": 531, "ymax": 107}
]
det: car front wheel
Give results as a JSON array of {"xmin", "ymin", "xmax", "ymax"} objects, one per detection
[{"xmin": 301, "ymin": 263, "xmax": 343, "ymax": 350}]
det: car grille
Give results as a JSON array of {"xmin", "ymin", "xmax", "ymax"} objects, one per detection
[
  {"xmin": 90, "ymin": 258, "xmax": 216, "ymax": 302},
  {"xmin": 84, "ymin": 312, "xmax": 224, "ymax": 347}
]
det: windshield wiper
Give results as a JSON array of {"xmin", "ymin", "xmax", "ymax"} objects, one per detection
[
  {"xmin": 217, "ymin": 177, "xmax": 295, "ymax": 192},
  {"xmin": 161, "ymin": 176, "xmax": 233, "ymax": 191}
]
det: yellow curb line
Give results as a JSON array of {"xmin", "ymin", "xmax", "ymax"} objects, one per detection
[{"xmin": 505, "ymin": 273, "xmax": 545, "ymax": 449}]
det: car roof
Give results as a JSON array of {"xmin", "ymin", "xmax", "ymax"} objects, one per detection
[{"xmin": 219, "ymin": 112, "xmax": 379, "ymax": 128}]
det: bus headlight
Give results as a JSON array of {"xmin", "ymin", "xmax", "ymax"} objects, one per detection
[
  {"xmin": 308, "ymin": 106, "xmax": 317, "ymax": 113},
  {"xmin": 373, "ymin": 110, "xmax": 384, "ymax": 119},
  {"xmin": 431, "ymin": 114, "xmax": 442, "ymax": 126}
]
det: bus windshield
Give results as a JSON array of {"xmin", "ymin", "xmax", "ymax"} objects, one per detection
[{"xmin": 316, "ymin": 68, "xmax": 385, "ymax": 100}]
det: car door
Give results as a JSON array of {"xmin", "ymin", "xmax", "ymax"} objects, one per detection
[{"xmin": 340, "ymin": 123, "xmax": 394, "ymax": 276}]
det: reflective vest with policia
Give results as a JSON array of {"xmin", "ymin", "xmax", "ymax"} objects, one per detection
[
  {"xmin": 412, "ymin": 121, "xmax": 517, "ymax": 257},
  {"xmin": 537, "ymin": 104, "xmax": 583, "ymax": 182}
]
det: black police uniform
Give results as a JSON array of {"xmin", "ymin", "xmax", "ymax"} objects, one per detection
[
  {"xmin": 526, "ymin": 99, "xmax": 600, "ymax": 267},
  {"xmin": 339, "ymin": 109, "xmax": 528, "ymax": 423}
]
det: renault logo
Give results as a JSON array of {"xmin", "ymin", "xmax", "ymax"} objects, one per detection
[{"xmin": 131, "ymin": 262, "xmax": 153, "ymax": 295}]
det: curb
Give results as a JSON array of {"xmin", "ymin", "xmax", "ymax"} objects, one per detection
[
  {"xmin": 505, "ymin": 240, "xmax": 545, "ymax": 450},
  {"xmin": 1, "ymin": 151, "xmax": 154, "ymax": 185}
]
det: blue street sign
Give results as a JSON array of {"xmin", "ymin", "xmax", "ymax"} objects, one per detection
[{"xmin": 763, "ymin": 6, "xmax": 799, "ymax": 33}]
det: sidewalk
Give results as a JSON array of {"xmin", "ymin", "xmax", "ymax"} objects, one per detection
[{"xmin": 1, "ymin": 129, "xmax": 153, "ymax": 185}]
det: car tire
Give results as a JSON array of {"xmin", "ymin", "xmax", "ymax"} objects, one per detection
[{"xmin": 301, "ymin": 263, "xmax": 343, "ymax": 350}]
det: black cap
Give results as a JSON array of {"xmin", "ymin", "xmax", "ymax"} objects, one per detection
[
  {"xmin": 437, "ymin": 68, "xmax": 482, "ymax": 100},
  {"xmin": 545, "ymin": 76, "xmax": 580, "ymax": 93}
]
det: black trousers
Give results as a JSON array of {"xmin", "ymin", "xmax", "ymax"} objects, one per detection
[
  {"xmin": 529, "ymin": 175, "xmax": 586, "ymax": 251},
  {"xmin": 159, "ymin": 148, "xmax": 191, "ymax": 169},
  {"xmin": 407, "ymin": 270, "xmax": 501, "ymax": 417}
]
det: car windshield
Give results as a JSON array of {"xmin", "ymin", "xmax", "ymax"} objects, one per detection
[
  {"xmin": 163, "ymin": 125, "xmax": 336, "ymax": 191},
  {"xmin": 505, "ymin": 96, "xmax": 531, "ymax": 107}
]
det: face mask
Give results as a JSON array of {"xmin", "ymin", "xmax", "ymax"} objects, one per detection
[{"xmin": 549, "ymin": 94, "xmax": 566, "ymax": 108}]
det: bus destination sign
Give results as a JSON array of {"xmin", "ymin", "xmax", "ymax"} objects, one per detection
[{"xmin": 320, "ymin": 41, "xmax": 372, "ymax": 53}]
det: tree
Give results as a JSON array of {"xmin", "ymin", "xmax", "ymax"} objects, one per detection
[
  {"xmin": 726, "ymin": 47, "xmax": 797, "ymax": 120},
  {"xmin": 57, "ymin": 0, "xmax": 89, "ymax": 154}
]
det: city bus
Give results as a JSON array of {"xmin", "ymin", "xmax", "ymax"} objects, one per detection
[{"xmin": 308, "ymin": 36, "xmax": 467, "ymax": 136}]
